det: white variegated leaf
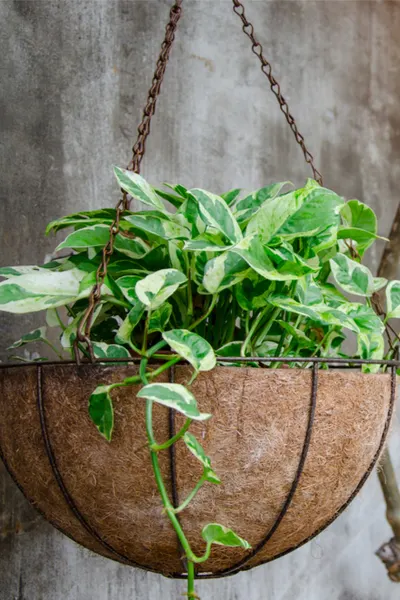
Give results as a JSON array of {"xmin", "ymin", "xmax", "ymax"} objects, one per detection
[
  {"xmin": 184, "ymin": 432, "xmax": 221, "ymax": 484},
  {"xmin": 0, "ymin": 269, "xmax": 89, "ymax": 314},
  {"xmin": 135, "ymin": 269, "xmax": 187, "ymax": 310},
  {"xmin": 203, "ymin": 252, "xmax": 249, "ymax": 294},
  {"xmin": 330, "ymin": 253, "xmax": 375, "ymax": 297},
  {"xmin": 189, "ymin": 189, "xmax": 242, "ymax": 244},
  {"xmin": 162, "ymin": 329, "xmax": 216, "ymax": 371},
  {"xmin": 386, "ymin": 280, "xmax": 400, "ymax": 320},
  {"xmin": 114, "ymin": 167, "xmax": 165, "ymax": 211},
  {"xmin": 137, "ymin": 383, "xmax": 211, "ymax": 421}
]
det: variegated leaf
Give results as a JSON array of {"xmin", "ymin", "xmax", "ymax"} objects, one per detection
[
  {"xmin": 135, "ymin": 269, "xmax": 187, "ymax": 310},
  {"xmin": 114, "ymin": 167, "xmax": 165, "ymax": 211},
  {"xmin": 330, "ymin": 253, "xmax": 376, "ymax": 297},
  {"xmin": 386, "ymin": 280, "xmax": 400, "ymax": 320},
  {"xmin": 203, "ymin": 252, "xmax": 249, "ymax": 294},
  {"xmin": 7, "ymin": 327, "xmax": 49, "ymax": 350},
  {"xmin": 89, "ymin": 385, "xmax": 114, "ymax": 441},
  {"xmin": 125, "ymin": 213, "xmax": 190, "ymax": 241},
  {"xmin": 189, "ymin": 188, "xmax": 242, "ymax": 244},
  {"xmin": 162, "ymin": 329, "xmax": 216, "ymax": 371},
  {"xmin": 137, "ymin": 383, "xmax": 211, "ymax": 420},
  {"xmin": 183, "ymin": 432, "xmax": 221, "ymax": 484},
  {"xmin": 357, "ymin": 332, "xmax": 384, "ymax": 373},
  {"xmin": 0, "ymin": 269, "xmax": 88, "ymax": 314},
  {"xmin": 202, "ymin": 524, "xmax": 251, "ymax": 549}
]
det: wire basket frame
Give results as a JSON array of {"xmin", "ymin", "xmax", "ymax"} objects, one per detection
[{"xmin": 0, "ymin": 356, "xmax": 398, "ymax": 579}]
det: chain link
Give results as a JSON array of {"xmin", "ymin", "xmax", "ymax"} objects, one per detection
[
  {"xmin": 232, "ymin": 0, "xmax": 323, "ymax": 185},
  {"xmin": 74, "ymin": 0, "xmax": 183, "ymax": 362}
]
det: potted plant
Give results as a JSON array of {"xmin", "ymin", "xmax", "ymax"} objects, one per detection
[{"xmin": 0, "ymin": 169, "xmax": 398, "ymax": 599}]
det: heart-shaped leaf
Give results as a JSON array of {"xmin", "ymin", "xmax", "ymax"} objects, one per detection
[
  {"xmin": 89, "ymin": 385, "xmax": 114, "ymax": 441},
  {"xmin": 7, "ymin": 326, "xmax": 49, "ymax": 350},
  {"xmin": 189, "ymin": 189, "xmax": 242, "ymax": 244},
  {"xmin": 114, "ymin": 167, "xmax": 165, "ymax": 211},
  {"xmin": 148, "ymin": 303, "xmax": 172, "ymax": 333},
  {"xmin": 202, "ymin": 523, "xmax": 251, "ymax": 549},
  {"xmin": 330, "ymin": 253, "xmax": 376, "ymax": 297},
  {"xmin": 136, "ymin": 269, "xmax": 187, "ymax": 310},
  {"xmin": 137, "ymin": 383, "xmax": 211, "ymax": 421},
  {"xmin": 162, "ymin": 329, "xmax": 216, "ymax": 371}
]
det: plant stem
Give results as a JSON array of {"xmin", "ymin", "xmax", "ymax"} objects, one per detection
[
  {"xmin": 151, "ymin": 418, "xmax": 192, "ymax": 452},
  {"xmin": 102, "ymin": 295, "xmax": 131, "ymax": 310},
  {"xmin": 42, "ymin": 338, "xmax": 64, "ymax": 360},
  {"xmin": 253, "ymin": 306, "xmax": 281, "ymax": 349},
  {"xmin": 241, "ymin": 308, "xmax": 268, "ymax": 357},
  {"xmin": 173, "ymin": 476, "xmax": 206, "ymax": 514},
  {"xmin": 187, "ymin": 561, "xmax": 196, "ymax": 599},
  {"xmin": 190, "ymin": 295, "xmax": 218, "ymax": 331}
]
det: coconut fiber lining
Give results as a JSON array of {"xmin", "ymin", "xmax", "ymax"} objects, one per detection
[{"xmin": 0, "ymin": 364, "xmax": 393, "ymax": 576}]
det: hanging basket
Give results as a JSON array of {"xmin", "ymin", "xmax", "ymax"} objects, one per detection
[{"xmin": 0, "ymin": 359, "xmax": 396, "ymax": 578}]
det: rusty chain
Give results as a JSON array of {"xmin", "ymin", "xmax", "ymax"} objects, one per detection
[
  {"xmin": 232, "ymin": 0, "xmax": 323, "ymax": 185},
  {"xmin": 74, "ymin": 0, "xmax": 183, "ymax": 362}
]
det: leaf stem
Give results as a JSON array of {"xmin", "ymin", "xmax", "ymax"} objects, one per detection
[
  {"xmin": 173, "ymin": 475, "xmax": 206, "ymax": 514},
  {"xmin": 151, "ymin": 418, "xmax": 192, "ymax": 452},
  {"xmin": 190, "ymin": 295, "xmax": 218, "ymax": 331}
]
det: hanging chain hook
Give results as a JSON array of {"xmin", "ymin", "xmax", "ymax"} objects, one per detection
[
  {"xmin": 74, "ymin": 0, "xmax": 183, "ymax": 363},
  {"xmin": 232, "ymin": 0, "xmax": 323, "ymax": 185}
]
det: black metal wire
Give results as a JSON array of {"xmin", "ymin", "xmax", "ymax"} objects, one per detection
[
  {"xmin": 213, "ymin": 362, "xmax": 318, "ymax": 576},
  {"xmin": 35, "ymin": 364, "xmax": 157, "ymax": 573},
  {"xmin": 0, "ymin": 358, "xmax": 397, "ymax": 579}
]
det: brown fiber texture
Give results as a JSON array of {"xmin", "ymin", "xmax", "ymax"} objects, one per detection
[{"xmin": 0, "ymin": 363, "xmax": 393, "ymax": 576}]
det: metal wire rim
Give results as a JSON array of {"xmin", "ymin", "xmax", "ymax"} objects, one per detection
[{"xmin": 0, "ymin": 357, "xmax": 398, "ymax": 579}]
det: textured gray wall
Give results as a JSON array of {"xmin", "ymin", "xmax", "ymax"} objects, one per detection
[{"xmin": 1, "ymin": 1, "xmax": 400, "ymax": 599}]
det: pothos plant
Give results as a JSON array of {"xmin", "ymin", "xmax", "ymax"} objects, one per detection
[{"xmin": 1, "ymin": 168, "xmax": 400, "ymax": 598}]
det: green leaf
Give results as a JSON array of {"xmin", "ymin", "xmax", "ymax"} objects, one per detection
[
  {"xmin": 116, "ymin": 276, "xmax": 141, "ymax": 304},
  {"xmin": 56, "ymin": 224, "xmax": 111, "ymax": 251},
  {"xmin": 183, "ymin": 238, "xmax": 232, "ymax": 252},
  {"xmin": 220, "ymin": 188, "xmax": 242, "ymax": 206},
  {"xmin": 162, "ymin": 329, "xmax": 216, "ymax": 371},
  {"xmin": 202, "ymin": 523, "xmax": 251, "ymax": 550},
  {"xmin": 136, "ymin": 269, "xmax": 187, "ymax": 310},
  {"xmin": 115, "ymin": 301, "xmax": 146, "ymax": 344},
  {"xmin": 177, "ymin": 196, "xmax": 206, "ymax": 238},
  {"xmin": 114, "ymin": 167, "xmax": 165, "ymax": 211},
  {"xmin": 89, "ymin": 385, "xmax": 114, "ymax": 441},
  {"xmin": 357, "ymin": 332, "xmax": 384, "ymax": 373},
  {"xmin": 231, "ymin": 236, "xmax": 315, "ymax": 281},
  {"xmin": 148, "ymin": 303, "xmax": 172, "ymax": 333},
  {"xmin": 203, "ymin": 252, "xmax": 249, "ymax": 294},
  {"xmin": 277, "ymin": 321, "xmax": 314, "ymax": 348},
  {"xmin": 46, "ymin": 209, "xmax": 117, "ymax": 235},
  {"xmin": 183, "ymin": 432, "xmax": 221, "ymax": 484},
  {"xmin": 0, "ymin": 269, "xmax": 88, "ymax": 314},
  {"xmin": 125, "ymin": 213, "xmax": 190, "ymax": 241},
  {"xmin": 296, "ymin": 276, "xmax": 323, "ymax": 306},
  {"xmin": 7, "ymin": 327, "xmax": 49, "ymax": 350},
  {"xmin": 278, "ymin": 188, "xmax": 344, "ymax": 240},
  {"xmin": 114, "ymin": 234, "xmax": 150, "ymax": 259},
  {"xmin": 245, "ymin": 191, "xmax": 301, "ymax": 241},
  {"xmin": 137, "ymin": 383, "xmax": 211, "ymax": 421},
  {"xmin": 92, "ymin": 342, "xmax": 131, "ymax": 361},
  {"xmin": 386, "ymin": 280, "xmax": 400, "ymax": 320},
  {"xmin": 341, "ymin": 200, "xmax": 377, "ymax": 235},
  {"xmin": 189, "ymin": 189, "xmax": 242, "ymax": 244},
  {"xmin": 0, "ymin": 265, "xmax": 49, "ymax": 278},
  {"xmin": 234, "ymin": 182, "xmax": 291, "ymax": 225},
  {"xmin": 234, "ymin": 276, "xmax": 272, "ymax": 310},
  {"xmin": 330, "ymin": 253, "xmax": 376, "ymax": 297},
  {"xmin": 155, "ymin": 188, "xmax": 185, "ymax": 209},
  {"xmin": 338, "ymin": 303, "xmax": 384, "ymax": 334},
  {"xmin": 168, "ymin": 241, "xmax": 187, "ymax": 273}
]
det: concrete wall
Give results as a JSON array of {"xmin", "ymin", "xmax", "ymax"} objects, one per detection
[{"xmin": 1, "ymin": 1, "xmax": 399, "ymax": 598}]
